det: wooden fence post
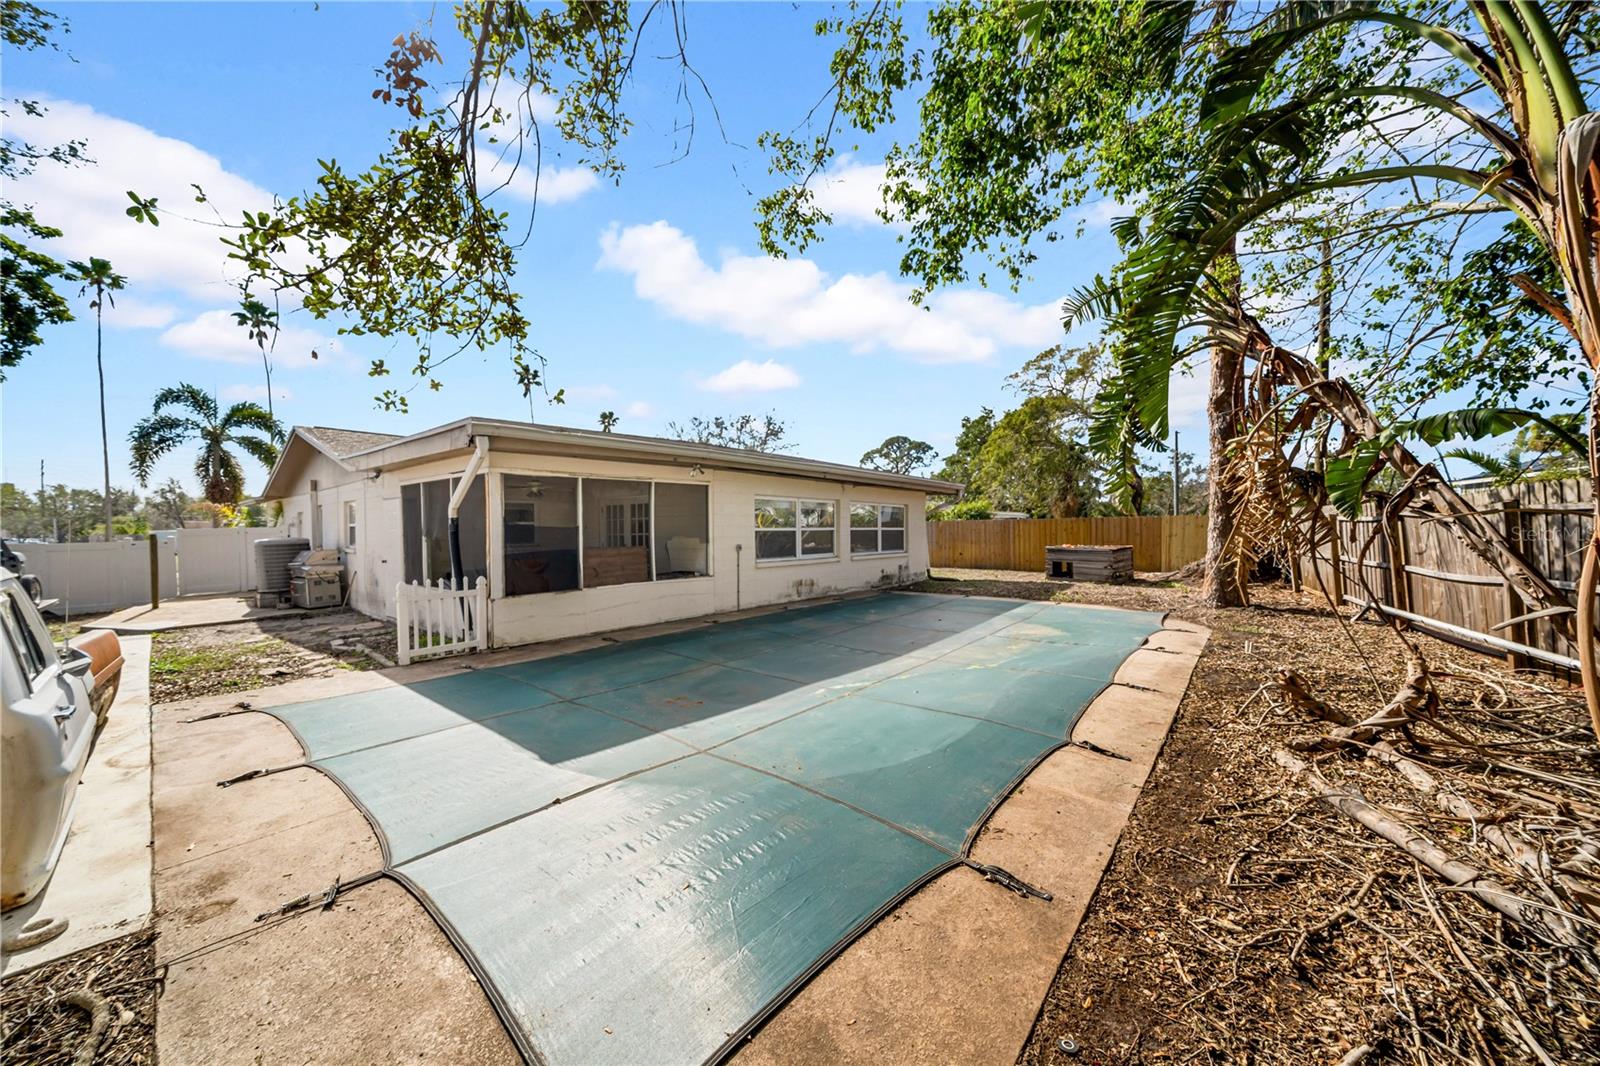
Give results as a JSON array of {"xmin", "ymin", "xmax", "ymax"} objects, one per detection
[
  {"xmin": 1502, "ymin": 496, "xmax": 1528, "ymax": 671},
  {"xmin": 1325, "ymin": 509, "xmax": 1345, "ymax": 606},
  {"xmin": 148, "ymin": 534, "xmax": 160, "ymax": 610},
  {"xmin": 1388, "ymin": 508, "xmax": 1412, "ymax": 616}
]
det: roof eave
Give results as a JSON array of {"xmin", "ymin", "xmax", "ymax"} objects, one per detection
[
  {"xmin": 335, "ymin": 416, "xmax": 961, "ymax": 494},
  {"xmin": 257, "ymin": 427, "xmax": 360, "ymax": 502}
]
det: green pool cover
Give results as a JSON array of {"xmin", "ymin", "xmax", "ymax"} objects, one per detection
[{"xmin": 263, "ymin": 593, "xmax": 1163, "ymax": 1065}]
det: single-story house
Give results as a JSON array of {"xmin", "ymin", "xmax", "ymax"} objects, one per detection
[{"xmin": 257, "ymin": 418, "xmax": 961, "ymax": 648}]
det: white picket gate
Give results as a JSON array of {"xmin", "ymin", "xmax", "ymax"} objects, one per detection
[{"xmin": 396, "ymin": 577, "xmax": 489, "ymax": 665}]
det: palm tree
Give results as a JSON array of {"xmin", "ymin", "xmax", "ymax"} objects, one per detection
[
  {"xmin": 65, "ymin": 257, "xmax": 126, "ymax": 542},
  {"xmin": 128, "ymin": 385, "xmax": 281, "ymax": 504},
  {"xmin": 1100, "ymin": 1, "xmax": 1600, "ymax": 735},
  {"xmin": 232, "ymin": 298, "xmax": 281, "ymax": 435}
]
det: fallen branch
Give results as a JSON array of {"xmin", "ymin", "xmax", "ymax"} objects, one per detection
[
  {"xmin": 1272, "ymin": 749, "xmax": 1594, "ymax": 961},
  {"xmin": 1287, "ymin": 653, "xmax": 1435, "ymax": 753}
]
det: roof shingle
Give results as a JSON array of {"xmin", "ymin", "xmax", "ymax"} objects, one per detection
[{"xmin": 301, "ymin": 425, "xmax": 402, "ymax": 459}]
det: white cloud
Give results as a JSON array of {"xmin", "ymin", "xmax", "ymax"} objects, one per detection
[
  {"xmin": 624, "ymin": 400, "xmax": 654, "ymax": 418},
  {"xmin": 5, "ymin": 97, "xmax": 274, "ymax": 300},
  {"xmin": 220, "ymin": 383, "xmax": 293, "ymax": 403},
  {"xmin": 160, "ymin": 309, "xmax": 335, "ymax": 369},
  {"xmin": 468, "ymin": 77, "xmax": 597, "ymax": 206},
  {"xmin": 484, "ymin": 152, "xmax": 598, "ymax": 205},
  {"xmin": 1072, "ymin": 199, "xmax": 1131, "ymax": 227},
  {"xmin": 106, "ymin": 296, "xmax": 180, "ymax": 330},
  {"xmin": 808, "ymin": 155, "xmax": 896, "ymax": 227},
  {"xmin": 699, "ymin": 358, "xmax": 801, "ymax": 393},
  {"xmin": 597, "ymin": 221, "xmax": 1063, "ymax": 364}
]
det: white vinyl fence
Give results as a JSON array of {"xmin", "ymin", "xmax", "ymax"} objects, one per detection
[
  {"xmin": 21, "ymin": 526, "xmax": 288, "ymax": 615},
  {"xmin": 396, "ymin": 578, "xmax": 489, "ymax": 665},
  {"xmin": 24, "ymin": 539, "xmax": 177, "ymax": 614},
  {"xmin": 171, "ymin": 526, "xmax": 288, "ymax": 595}
]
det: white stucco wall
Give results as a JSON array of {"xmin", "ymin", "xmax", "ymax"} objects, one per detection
[{"xmin": 272, "ymin": 446, "xmax": 932, "ymax": 648}]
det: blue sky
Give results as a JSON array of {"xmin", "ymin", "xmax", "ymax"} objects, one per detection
[{"xmin": 2, "ymin": 1, "xmax": 1177, "ymax": 498}]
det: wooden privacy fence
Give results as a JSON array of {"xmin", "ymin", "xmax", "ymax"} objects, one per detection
[
  {"xmin": 1302, "ymin": 479, "xmax": 1592, "ymax": 674},
  {"xmin": 928, "ymin": 515, "xmax": 1208, "ymax": 573}
]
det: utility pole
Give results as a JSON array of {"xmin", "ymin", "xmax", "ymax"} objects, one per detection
[{"xmin": 1172, "ymin": 432, "xmax": 1180, "ymax": 516}]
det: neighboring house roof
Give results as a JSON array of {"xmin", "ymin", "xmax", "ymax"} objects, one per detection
[{"xmin": 259, "ymin": 417, "xmax": 962, "ymax": 500}]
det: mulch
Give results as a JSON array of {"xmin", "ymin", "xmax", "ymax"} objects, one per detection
[
  {"xmin": 0, "ymin": 930, "xmax": 158, "ymax": 1065},
  {"xmin": 917, "ymin": 570, "xmax": 1600, "ymax": 1065}
]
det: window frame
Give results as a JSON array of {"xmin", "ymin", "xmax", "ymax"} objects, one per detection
[
  {"xmin": 849, "ymin": 501, "xmax": 909, "ymax": 557},
  {"xmin": 754, "ymin": 496, "xmax": 839, "ymax": 563},
  {"xmin": 345, "ymin": 500, "xmax": 358, "ymax": 549}
]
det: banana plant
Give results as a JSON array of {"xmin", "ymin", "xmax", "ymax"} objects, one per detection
[{"xmin": 1102, "ymin": 1, "xmax": 1600, "ymax": 735}]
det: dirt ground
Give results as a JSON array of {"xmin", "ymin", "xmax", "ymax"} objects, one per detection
[
  {"xmin": 912, "ymin": 569, "xmax": 1600, "ymax": 1066},
  {"xmin": 147, "ymin": 609, "xmax": 397, "ymax": 704}
]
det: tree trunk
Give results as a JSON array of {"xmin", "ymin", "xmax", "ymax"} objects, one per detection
[
  {"xmin": 96, "ymin": 300, "xmax": 112, "ymax": 543},
  {"xmin": 1202, "ymin": 240, "xmax": 1247, "ymax": 607}
]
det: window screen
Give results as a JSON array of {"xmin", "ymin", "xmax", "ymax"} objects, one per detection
[
  {"xmin": 401, "ymin": 476, "xmax": 485, "ymax": 585},
  {"xmin": 503, "ymin": 475, "xmax": 580, "ymax": 595},
  {"xmin": 654, "ymin": 483, "xmax": 709, "ymax": 579},
  {"xmin": 581, "ymin": 479, "xmax": 651, "ymax": 588}
]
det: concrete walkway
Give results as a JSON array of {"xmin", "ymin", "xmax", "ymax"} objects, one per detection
[
  {"xmin": 146, "ymin": 598, "xmax": 1207, "ymax": 1065},
  {"xmin": 98, "ymin": 594, "xmax": 316, "ymax": 634},
  {"xmin": 2, "ymin": 634, "xmax": 154, "ymax": 975}
]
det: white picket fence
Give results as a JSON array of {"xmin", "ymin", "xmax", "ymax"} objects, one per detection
[{"xmin": 396, "ymin": 577, "xmax": 489, "ymax": 666}]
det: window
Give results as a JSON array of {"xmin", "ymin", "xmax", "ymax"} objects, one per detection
[
  {"xmin": 345, "ymin": 501, "xmax": 358, "ymax": 548},
  {"xmin": 402, "ymin": 475, "xmax": 486, "ymax": 586},
  {"xmin": 504, "ymin": 475, "xmax": 580, "ymax": 594},
  {"xmin": 1, "ymin": 590, "xmax": 48, "ymax": 686},
  {"xmin": 582, "ymin": 479, "xmax": 651, "ymax": 588},
  {"xmin": 755, "ymin": 497, "xmax": 836, "ymax": 561},
  {"xmin": 850, "ymin": 503, "xmax": 907, "ymax": 555}
]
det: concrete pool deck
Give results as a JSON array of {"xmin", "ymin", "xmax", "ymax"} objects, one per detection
[{"xmin": 147, "ymin": 593, "xmax": 1206, "ymax": 1064}]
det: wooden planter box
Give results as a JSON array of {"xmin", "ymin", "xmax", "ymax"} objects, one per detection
[{"xmin": 1045, "ymin": 544, "xmax": 1134, "ymax": 584}]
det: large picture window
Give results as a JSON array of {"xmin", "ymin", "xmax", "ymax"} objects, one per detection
[
  {"xmin": 755, "ymin": 497, "xmax": 836, "ymax": 561},
  {"xmin": 850, "ymin": 503, "xmax": 907, "ymax": 555}
]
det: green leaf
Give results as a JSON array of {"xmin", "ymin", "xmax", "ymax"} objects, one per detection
[
  {"xmin": 1324, "ymin": 437, "xmax": 1385, "ymax": 517},
  {"xmin": 1397, "ymin": 406, "xmax": 1586, "ymax": 454}
]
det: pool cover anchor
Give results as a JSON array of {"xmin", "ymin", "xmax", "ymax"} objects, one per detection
[
  {"xmin": 254, "ymin": 870, "xmax": 384, "ymax": 922},
  {"xmin": 183, "ymin": 700, "xmax": 256, "ymax": 724},
  {"xmin": 216, "ymin": 763, "xmax": 306, "ymax": 788},
  {"xmin": 966, "ymin": 860, "xmax": 1053, "ymax": 901},
  {"xmin": 1071, "ymin": 738, "xmax": 1132, "ymax": 762}
]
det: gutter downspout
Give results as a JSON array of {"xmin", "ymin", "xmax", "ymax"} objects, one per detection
[{"xmin": 448, "ymin": 436, "xmax": 488, "ymax": 590}]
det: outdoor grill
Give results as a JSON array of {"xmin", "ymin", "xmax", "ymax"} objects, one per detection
[{"xmin": 287, "ymin": 549, "xmax": 344, "ymax": 609}]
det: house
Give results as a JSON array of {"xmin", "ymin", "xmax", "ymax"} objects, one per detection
[{"xmin": 258, "ymin": 418, "xmax": 961, "ymax": 648}]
